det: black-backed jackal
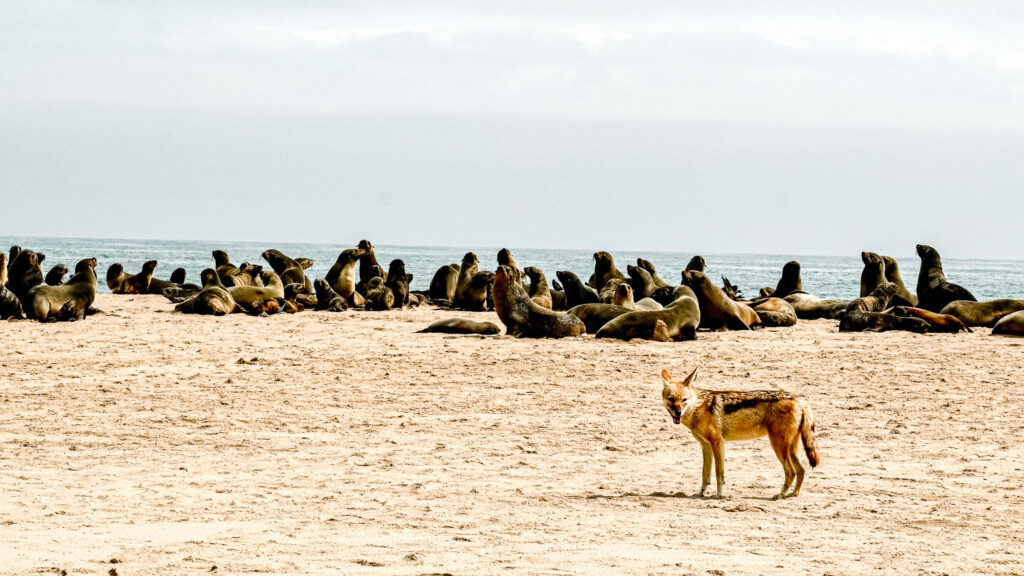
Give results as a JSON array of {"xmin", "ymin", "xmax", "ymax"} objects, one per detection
[{"xmin": 661, "ymin": 367, "xmax": 819, "ymax": 499}]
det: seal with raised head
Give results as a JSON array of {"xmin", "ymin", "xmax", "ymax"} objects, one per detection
[
  {"xmin": 556, "ymin": 270, "xmax": 599, "ymax": 308},
  {"xmin": 175, "ymin": 268, "xmax": 239, "ymax": 315},
  {"xmin": 428, "ymin": 263, "xmax": 460, "ymax": 305},
  {"xmin": 493, "ymin": 265, "xmax": 584, "ymax": 338},
  {"xmin": 599, "ymin": 278, "xmax": 626, "ymax": 304},
  {"xmin": 453, "ymin": 253, "xmax": 493, "ymax": 311},
  {"xmin": 993, "ymin": 310, "xmax": 1024, "ymax": 336},
  {"xmin": 417, "ymin": 318, "xmax": 501, "ymax": 335},
  {"xmin": 357, "ymin": 239, "xmax": 386, "ymax": 295},
  {"xmin": 916, "ymin": 244, "xmax": 976, "ymax": 312},
  {"xmin": 106, "ymin": 263, "xmax": 127, "ymax": 293},
  {"xmin": 524, "ymin": 266, "xmax": 554, "ymax": 309},
  {"xmin": 772, "ymin": 261, "xmax": 803, "ymax": 299},
  {"xmin": 594, "ymin": 295, "xmax": 701, "ymax": 341},
  {"xmin": 384, "ymin": 259, "xmax": 411, "ymax": 308},
  {"xmin": 213, "ymin": 250, "xmax": 257, "ymax": 288},
  {"xmin": 169, "ymin": 268, "xmax": 187, "ymax": 284},
  {"xmin": 0, "ymin": 253, "xmax": 26, "ymax": 319},
  {"xmin": 122, "ymin": 260, "xmax": 158, "ymax": 295},
  {"xmin": 845, "ymin": 282, "xmax": 898, "ymax": 315},
  {"xmin": 324, "ymin": 248, "xmax": 367, "ymax": 306},
  {"xmin": 567, "ymin": 303, "xmax": 632, "ymax": 333},
  {"xmin": 939, "ymin": 299, "xmax": 1024, "ymax": 327},
  {"xmin": 839, "ymin": 312, "xmax": 930, "ymax": 333},
  {"xmin": 685, "ymin": 255, "xmax": 706, "ymax": 273},
  {"xmin": 592, "ymin": 251, "xmax": 626, "ymax": 290},
  {"xmin": 627, "ymin": 264, "xmax": 657, "ymax": 299},
  {"xmin": 7, "ymin": 249, "xmax": 45, "ymax": 303},
  {"xmin": 611, "ymin": 283, "xmax": 636, "ymax": 309},
  {"xmin": 860, "ymin": 252, "xmax": 886, "ymax": 297},
  {"xmin": 45, "ymin": 264, "xmax": 68, "ymax": 286},
  {"xmin": 497, "ymin": 248, "xmax": 522, "ymax": 275},
  {"xmin": 28, "ymin": 258, "xmax": 98, "ymax": 321},
  {"xmin": 263, "ymin": 249, "xmax": 314, "ymax": 300},
  {"xmin": 681, "ymin": 270, "xmax": 760, "ymax": 331},
  {"xmin": 891, "ymin": 306, "xmax": 971, "ymax": 333},
  {"xmin": 636, "ymin": 258, "xmax": 672, "ymax": 289},
  {"xmin": 364, "ymin": 277, "xmax": 395, "ymax": 311},
  {"xmin": 7, "ymin": 246, "xmax": 22, "ymax": 279},
  {"xmin": 882, "ymin": 256, "xmax": 918, "ymax": 307},
  {"xmin": 314, "ymin": 278, "xmax": 348, "ymax": 311}
]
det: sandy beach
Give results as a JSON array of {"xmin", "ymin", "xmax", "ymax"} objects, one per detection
[{"xmin": 2, "ymin": 294, "xmax": 1023, "ymax": 575}]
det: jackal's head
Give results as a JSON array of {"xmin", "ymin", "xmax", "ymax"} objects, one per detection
[{"xmin": 661, "ymin": 367, "xmax": 698, "ymax": 425}]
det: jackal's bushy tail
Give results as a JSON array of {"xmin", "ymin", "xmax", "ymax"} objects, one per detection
[{"xmin": 800, "ymin": 407, "xmax": 820, "ymax": 468}]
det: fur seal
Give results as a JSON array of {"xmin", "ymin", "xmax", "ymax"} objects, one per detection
[
  {"xmin": 7, "ymin": 249, "xmax": 45, "ymax": 303},
  {"xmin": 751, "ymin": 297, "xmax": 798, "ymax": 327},
  {"xmin": 7, "ymin": 246, "xmax": 21, "ymax": 279},
  {"xmin": 263, "ymin": 249, "xmax": 314, "ymax": 299},
  {"xmin": 324, "ymin": 248, "xmax": 367, "ymax": 306},
  {"xmin": 839, "ymin": 312, "xmax": 930, "ymax": 333},
  {"xmin": 357, "ymin": 240, "xmax": 386, "ymax": 295},
  {"xmin": 860, "ymin": 252, "xmax": 886, "ymax": 297},
  {"xmin": 175, "ymin": 269, "xmax": 239, "ymax": 315},
  {"xmin": 429, "ymin": 263, "xmax": 460, "ymax": 305},
  {"xmin": 453, "ymin": 253, "xmax": 493, "ymax": 311},
  {"xmin": 567, "ymin": 303, "xmax": 632, "ymax": 333},
  {"xmin": 891, "ymin": 306, "xmax": 971, "ymax": 333},
  {"xmin": 497, "ymin": 248, "xmax": 522, "ymax": 275},
  {"xmin": 845, "ymin": 282, "xmax": 898, "ymax": 315},
  {"xmin": 595, "ymin": 296, "xmax": 701, "ymax": 341},
  {"xmin": 720, "ymin": 277, "xmax": 743, "ymax": 301},
  {"xmin": 556, "ymin": 271, "xmax": 599, "ymax": 308},
  {"xmin": 992, "ymin": 311, "xmax": 1024, "ymax": 336},
  {"xmin": 681, "ymin": 270, "xmax": 760, "ymax": 331},
  {"xmin": 45, "ymin": 264, "xmax": 68, "ymax": 286},
  {"xmin": 213, "ymin": 251, "xmax": 258, "ymax": 288},
  {"xmin": 882, "ymin": 256, "xmax": 918, "ymax": 307},
  {"xmin": 417, "ymin": 318, "xmax": 501, "ymax": 335},
  {"xmin": 313, "ymin": 278, "xmax": 349, "ymax": 311},
  {"xmin": 686, "ymin": 255, "xmax": 707, "ymax": 273},
  {"xmin": 611, "ymin": 283, "xmax": 635, "ymax": 309},
  {"xmin": 356, "ymin": 262, "xmax": 383, "ymax": 297},
  {"xmin": 784, "ymin": 292, "xmax": 848, "ymax": 320},
  {"xmin": 0, "ymin": 253, "xmax": 25, "ymax": 319},
  {"xmin": 229, "ymin": 270, "xmax": 285, "ymax": 314},
  {"xmin": 169, "ymin": 268, "xmax": 187, "ymax": 284},
  {"xmin": 384, "ymin": 259, "xmax": 411, "ymax": 308},
  {"xmin": 599, "ymin": 278, "xmax": 625, "ymax": 304},
  {"xmin": 772, "ymin": 261, "xmax": 803, "ymax": 299},
  {"xmin": 106, "ymin": 263, "xmax": 127, "ymax": 292},
  {"xmin": 28, "ymin": 258, "xmax": 98, "ymax": 321},
  {"xmin": 636, "ymin": 258, "xmax": 671, "ymax": 289},
  {"xmin": 122, "ymin": 260, "xmax": 157, "ymax": 294},
  {"xmin": 364, "ymin": 277, "xmax": 395, "ymax": 311},
  {"xmin": 147, "ymin": 264, "xmax": 188, "ymax": 295},
  {"xmin": 493, "ymin": 266, "xmax": 584, "ymax": 338},
  {"xmin": 524, "ymin": 266, "xmax": 554, "ymax": 309},
  {"xmin": 626, "ymin": 265, "xmax": 657, "ymax": 299},
  {"xmin": 939, "ymin": 299, "xmax": 1024, "ymax": 327},
  {"xmin": 592, "ymin": 251, "xmax": 626, "ymax": 290},
  {"xmin": 635, "ymin": 298, "xmax": 664, "ymax": 311},
  {"xmin": 295, "ymin": 258, "xmax": 314, "ymax": 270},
  {"xmin": 916, "ymin": 244, "xmax": 976, "ymax": 312}
]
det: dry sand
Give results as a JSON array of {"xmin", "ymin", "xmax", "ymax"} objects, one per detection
[{"xmin": 2, "ymin": 294, "xmax": 1023, "ymax": 575}]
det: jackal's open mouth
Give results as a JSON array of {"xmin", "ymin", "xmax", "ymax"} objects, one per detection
[{"xmin": 672, "ymin": 415, "xmax": 681, "ymax": 425}]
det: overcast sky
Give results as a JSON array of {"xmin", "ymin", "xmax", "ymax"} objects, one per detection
[{"xmin": 2, "ymin": 2, "xmax": 1023, "ymax": 258}]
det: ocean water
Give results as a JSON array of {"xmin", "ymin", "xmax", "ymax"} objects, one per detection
[{"xmin": 2, "ymin": 236, "xmax": 1022, "ymax": 302}]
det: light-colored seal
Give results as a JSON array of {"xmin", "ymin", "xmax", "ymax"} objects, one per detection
[
  {"xmin": 28, "ymin": 258, "xmax": 98, "ymax": 321},
  {"xmin": 417, "ymin": 318, "xmax": 501, "ymax": 335},
  {"xmin": 174, "ymin": 268, "xmax": 240, "ymax": 315},
  {"xmin": 751, "ymin": 297, "xmax": 798, "ymax": 327},
  {"xmin": 325, "ymin": 248, "xmax": 367, "ymax": 306},
  {"xmin": 567, "ymin": 303, "xmax": 632, "ymax": 333},
  {"xmin": 882, "ymin": 256, "xmax": 918, "ymax": 307},
  {"xmin": 611, "ymin": 283, "xmax": 635, "ymax": 309},
  {"xmin": 229, "ymin": 270, "xmax": 285, "ymax": 315},
  {"xmin": 493, "ymin": 265, "xmax": 585, "ymax": 338},
  {"xmin": 784, "ymin": 293, "xmax": 848, "ymax": 320},
  {"xmin": 992, "ymin": 310, "xmax": 1024, "ymax": 336},
  {"xmin": 524, "ymin": 266, "xmax": 554, "ymax": 309},
  {"xmin": 916, "ymin": 244, "xmax": 976, "ymax": 312},
  {"xmin": 594, "ymin": 296, "xmax": 701, "ymax": 341},
  {"xmin": 682, "ymin": 270, "xmax": 760, "ymax": 331},
  {"xmin": 939, "ymin": 299, "xmax": 1024, "ymax": 327}
]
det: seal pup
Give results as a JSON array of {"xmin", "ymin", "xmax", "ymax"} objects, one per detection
[
  {"xmin": 772, "ymin": 261, "xmax": 803, "ymax": 299},
  {"xmin": 229, "ymin": 270, "xmax": 285, "ymax": 314},
  {"xmin": 556, "ymin": 271, "xmax": 599, "ymax": 308},
  {"xmin": 860, "ymin": 252, "xmax": 886, "ymax": 297},
  {"xmin": 721, "ymin": 277, "xmax": 743, "ymax": 301},
  {"xmin": 599, "ymin": 278, "xmax": 626, "ymax": 304},
  {"xmin": 263, "ymin": 249, "xmax": 314, "ymax": 300},
  {"xmin": 417, "ymin": 318, "xmax": 501, "ymax": 335},
  {"xmin": 453, "ymin": 253, "xmax": 493, "ymax": 311},
  {"xmin": 384, "ymin": 259, "xmax": 411, "ymax": 308},
  {"xmin": 0, "ymin": 253, "xmax": 26, "ymax": 319},
  {"xmin": 636, "ymin": 258, "xmax": 671, "ymax": 289},
  {"xmin": 844, "ymin": 282, "xmax": 898, "ymax": 315},
  {"xmin": 524, "ymin": 266, "xmax": 554, "ymax": 309},
  {"xmin": 839, "ymin": 312, "xmax": 929, "ymax": 333},
  {"xmin": 429, "ymin": 263, "xmax": 460, "ymax": 305},
  {"xmin": 611, "ymin": 283, "xmax": 636, "ymax": 309},
  {"xmin": 595, "ymin": 295, "xmax": 701, "ymax": 341},
  {"xmin": 324, "ymin": 248, "xmax": 367, "ymax": 306},
  {"xmin": 993, "ymin": 310, "xmax": 1024, "ymax": 336},
  {"xmin": 567, "ymin": 303, "xmax": 632, "ymax": 333},
  {"xmin": 916, "ymin": 244, "xmax": 976, "ymax": 312},
  {"xmin": 122, "ymin": 260, "xmax": 157, "ymax": 294},
  {"xmin": 882, "ymin": 256, "xmax": 918, "ymax": 307},
  {"xmin": 940, "ymin": 299, "xmax": 1024, "ymax": 327},
  {"xmin": 45, "ymin": 264, "xmax": 68, "ymax": 286},
  {"xmin": 891, "ymin": 306, "xmax": 971, "ymax": 333},
  {"xmin": 175, "ymin": 268, "xmax": 239, "ymax": 315},
  {"xmin": 364, "ymin": 277, "xmax": 395, "ymax": 311},
  {"xmin": 493, "ymin": 265, "xmax": 585, "ymax": 338},
  {"xmin": 751, "ymin": 298, "xmax": 798, "ymax": 327},
  {"xmin": 591, "ymin": 251, "xmax": 626, "ymax": 290},
  {"xmin": 682, "ymin": 270, "xmax": 760, "ymax": 331},
  {"xmin": 627, "ymin": 264, "xmax": 657, "ymax": 299},
  {"xmin": 314, "ymin": 278, "xmax": 349, "ymax": 311},
  {"xmin": 28, "ymin": 258, "xmax": 98, "ymax": 321}
]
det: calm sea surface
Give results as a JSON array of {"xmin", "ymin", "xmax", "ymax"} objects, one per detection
[{"xmin": 2, "ymin": 236, "xmax": 1022, "ymax": 301}]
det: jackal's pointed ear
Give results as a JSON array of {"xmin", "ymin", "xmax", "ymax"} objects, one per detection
[
  {"xmin": 682, "ymin": 366, "xmax": 698, "ymax": 386},
  {"xmin": 661, "ymin": 368, "xmax": 673, "ymax": 383}
]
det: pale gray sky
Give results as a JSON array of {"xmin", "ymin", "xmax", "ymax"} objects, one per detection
[{"xmin": 2, "ymin": 2, "xmax": 1023, "ymax": 257}]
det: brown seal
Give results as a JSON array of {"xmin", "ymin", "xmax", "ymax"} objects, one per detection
[
  {"xmin": 497, "ymin": 248, "xmax": 522, "ymax": 275},
  {"xmin": 314, "ymin": 278, "xmax": 349, "ymax": 311},
  {"xmin": 681, "ymin": 270, "xmax": 760, "ymax": 331},
  {"xmin": 627, "ymin": 264, "xmax": 657, "ymax": 299},
  {"xmin": 882, "ymin": 256, "xmax": 918, "ymax": 307},
  {"xmin": 939, "ymin": 299, "xmax": 1024, "ymax": 327},
  {"xmin": 784, "ymin": 293, "xmax": 849, "ymax": 320},
  {"xmin": 891, "ymin": 306, "xmax": 971, "ymax": 333},
  {"xmin": 45, "ymin": 264, "xmax": 68, "ymax": 286},
  {"xmin": 751, "ymin": 298, "xmax": 798, "ymax": 327},
  {"xmin": 357, "ymin": 240, "xmax": 386, "ymax": 295},
  {"xmin": 524, "ymin": 266, "xmax": 554, "ymax": 309},
  {"xmin": 636, "ymin": 258, "xmax": 672, "ymax": 289},
  {"xmin": 428, "ymin": 263, "xmax": 460, "ymax": 305},
  {"xmin": 106, "ymin": 263, "xmax": 127, "ymax": 292},
  {"xmin": 567, "ymin": 303, "xmax": 632, "ymax": 333},
  {"xmin": 453, "ymin": 253, "xmax": 493, "ymax": 311},
  {"xmin": 263, "ymin": 249, "xmax": 314, "ymax": 300},
  {"xmin": 213, "ymin": 250, "xmax": 259, "ymax": 287},
  {"xmin": 772, "ymin": 261, "xmax": 803, "ymax": 299},
  {"xmin": 0, "ymin": 253, "xmax": 26, "ymax": 319},
  {"xmin": 599, "ymin": 278, "xmax": 625, "ymax": 304},
  {"xmin": 839, "ymin": 312, "xmax": 930, "ymax": 333},
  {"xmin": 174, "ymin": 268, "xmax": 240, "ymax": 315},
  {"xmin": 493, "ymin": 265, "xmax": 584, "ymax": 338},
  {"xmin": 122, "ymin": 260, "xmax": 158, "ymax": 294},
  {"xmin": 860, "ymin": 252, "xmax": 886, "ymax": 297},
  {"xmin": 364, "ymin": 277, "xmax": 395, "ymax": 311},
  {"xmin": 417, "ymin": 318, "xmax": 501, "ymax": 335},
  {"xmin": 28, "ymin": 258, "xmax": 98, "ymax": 321},
  {"xmin": 916, "ymin": 244, "xmax": 976, "ymax": 312},
  {"xmin": 993, "ymin": 311, "xmax": 1024, "ymax": 336},
  {"xmin": 612, "ymin": 283, "xmax": 635, "ymax": 309},
  {"xmin": 595, "ymin": 295, "xmax": 701, "ymax": 341},
  {"xmin": 591, "ymin": 251, "xmax": 626, "ymax": 290},
  {"xmin": 325, "ymin": 248, "xmax": 367, "ymax": 306},
  {"xmin": 384, "ymin": 259, "xmax": 411, "ymax": 308},
  {"xmin": 845, "ymin": 282, "xmax": 898, "ymax": 315},
  {"xmin": 685, "ymin": 255, "xmax": 706, "ymax": 273},
  {"xmin": 295, "ymin": 258, "xmax": 314, "ymax": 270},
  {"xmin": 169, "ymin": 268, "xmax": 187, "ymax": 284},
  {"xmin": 556, "ymin": 270, "xmax": 599, "ymax": 308},
  {"xmin": 229, "ymin": 270, "xmax": 285, "ymax": 315}
]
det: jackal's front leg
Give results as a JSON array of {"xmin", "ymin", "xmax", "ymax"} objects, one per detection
[{"xmin": 697, "ymin": 442, "xmax": 712, "ymax": 497}]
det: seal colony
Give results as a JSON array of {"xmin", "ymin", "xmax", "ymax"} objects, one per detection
[{"xmin": 3, "ymin": 242, "xmax": 1020, "ymax": 338}]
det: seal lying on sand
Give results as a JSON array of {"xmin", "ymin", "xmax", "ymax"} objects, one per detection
[
  {"xmin": 940, "ymin": 299, "xmax": 1024, "ymax": 327},
  {"xmin": 595, "ymin": 296, "xmax": 701, "ymax": 341},
  {"xmin": 751, "ymin": 297, "xmax": 798, "ymax": 327},
  {"xmin": 993, "ymin": 311, "xmax": 1024, "ymax": 336},
  {"xmin": 891, "ymin": 306, "xmax": 971, "ymax": 333},
  {"xmin": 493, "ymin": 266, "xmax": 584, "ymax": 338},
  {"xmin": 228, "ymin": 270, "xmax": 284, "ymax": 315},
  {"xmin": 916, "ymin": 244, "xmax": 976, "ymax": 312},
  {"xmin": 839, "ymin": 312, "xmax": 929, "ymax": 333},
  {"xmin": 567, "ymin": 303, "xmax": 632, "ymax": 333},
  {"xmin": 882, "ymin": 256, "xmax": 917, "ymax": 307},
  {"xmin": 313, "ymin": 278, "xmax": 348, "ymax": 311},
  {"xmin": 784, "ymin": 293, "xmax": 848, "ymax": 320},
  {"xmin": 175, "ymin": 269, "xmax": 240, "ymax": 315},
  {"xmin": 682, "ymin": 270, "xmax": 760, "ymax": 331},
  {"xmin": 844, "ymin": 283, "xmax": 897, "ymax": 315},
  {"xmin": 418, "ymin": 318, "xmax": 501, "ymax": 335}
]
